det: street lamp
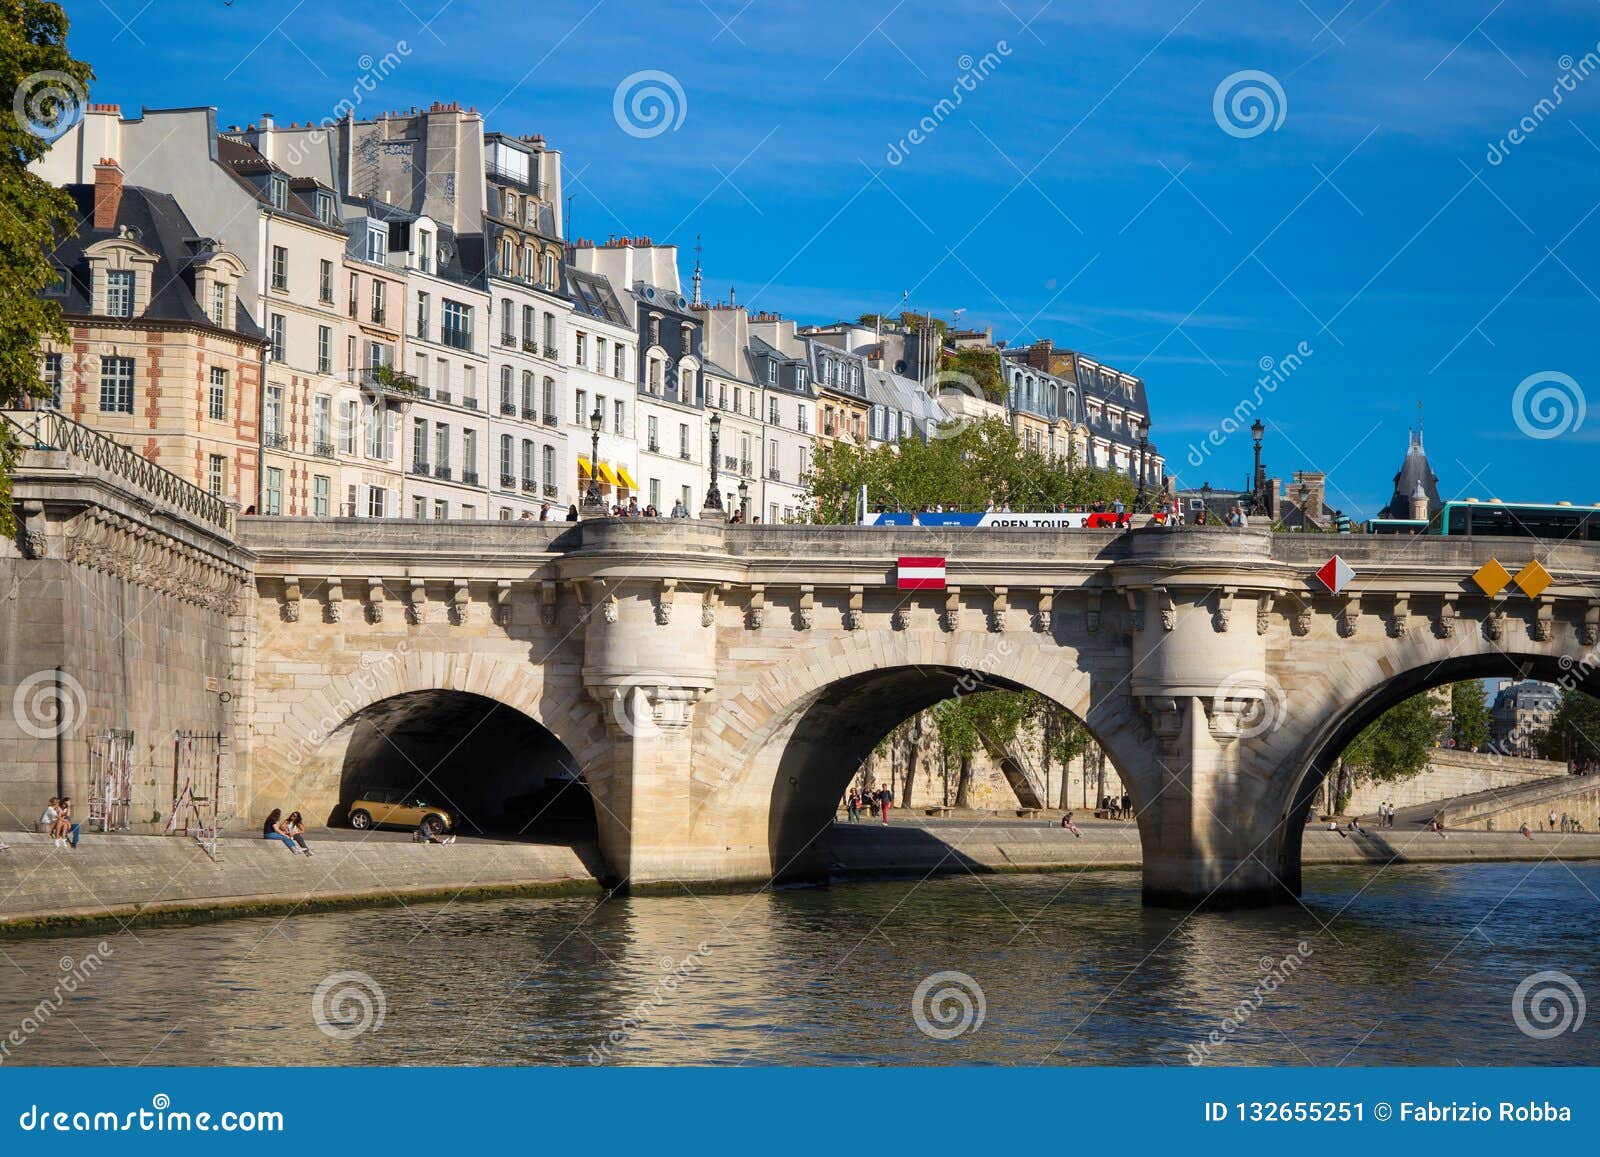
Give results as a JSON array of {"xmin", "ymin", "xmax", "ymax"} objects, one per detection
[
  {"xmin": 584, "ymin": 406, "xmax": 603, "ymax": 513},
  {"xmin": 1200, "ymin": 481, "xmax": 1212, "ymax": 524},
  {"xmin": 701, "ymin": 411, "xmax": 724, "ymax": 518},
  {"xmin": 1250, "ymin": 417, "xmax": 1265, "ymax": 511},
  {"xmin": 1135, "ymin": 417, "xmax": 1150, "ymax": 512},
  {"xmin": 737, "ymin": 479, "xmax": 749, "ymax": 523}
]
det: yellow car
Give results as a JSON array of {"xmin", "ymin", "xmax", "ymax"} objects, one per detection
[{"xmin": 346, "ymin": 789, "xmax": 455, "ymax": 835}]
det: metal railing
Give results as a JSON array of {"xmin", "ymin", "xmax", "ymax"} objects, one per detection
[{"xmin": 0, "ymin": 408, "xmax": 232, "ymax": 530}]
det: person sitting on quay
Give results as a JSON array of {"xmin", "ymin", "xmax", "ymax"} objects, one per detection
[
  {"xmin": 261, "ymin": 808, "xmax": 303, "ymax": 854},
  {"xmin": 284, "ymin": 811, "xmax": 314, "ymax": 857},
  {"xmin": 38, "ymin": 796, "xmax": 58, "ymax": 838},
  {"xmin": 1060, "ymin": 811, "xmax": 1081, "ymax": 838},
  {"xmin": 415, "ymin": 820, "xmax": 456, "ymax": 845},
  {"xmin": 52, "ymin": 797, "xmax": 80, "ymax": 849}
]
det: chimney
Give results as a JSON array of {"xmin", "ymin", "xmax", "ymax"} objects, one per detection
[{"xmin": 93, "ymin": 158, "xmax": 123, "ymax": 230}]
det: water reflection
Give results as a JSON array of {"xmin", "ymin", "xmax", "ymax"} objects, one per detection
[{"xmin": 0, "ymin": 864, "xmax": 1595, "ymax": 1066}]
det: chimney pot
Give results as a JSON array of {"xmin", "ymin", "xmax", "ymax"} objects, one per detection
[{"xmin": 92, "ymin": 159, "xmax": 124, "ymax": 231}]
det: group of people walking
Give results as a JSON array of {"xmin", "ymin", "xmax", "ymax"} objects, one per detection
[{"xmin": 845, "ymin": 787, "xmax": 894, "ymax": 824}]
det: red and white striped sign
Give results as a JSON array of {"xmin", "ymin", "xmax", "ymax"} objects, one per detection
[{"xmin": 897, "ymin": 557, "xmax": 947, "ymax": 590}]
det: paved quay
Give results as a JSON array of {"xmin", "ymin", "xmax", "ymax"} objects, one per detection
[{"xmin": 4, "ymin": 815, "xmax": 1599, "ymax": 934}]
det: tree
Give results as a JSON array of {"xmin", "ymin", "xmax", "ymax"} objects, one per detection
[
  {"xmin": 1449, "ymin": 681, "xmax": 1491, "ymax": 752},
  {"xmin": 1335, "ymin": 694, "xmax": 1443, "ymax": 809},
  {"xmin": 803, "ymin": 415, "xmax": 1136, "ymax": 523},
  {"xmin": 929, "ymin": 691, "xmax": 1030, "ymax": 809},
  {"xmin": 1535, "ymin": 688, "xmax": 1600, "ymax": 764},
  {"xmin": 0, "ymin": 2, "xmax": 93, "ymax": 533}
]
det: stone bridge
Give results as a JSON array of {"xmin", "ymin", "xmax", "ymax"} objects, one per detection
[{"xmin": 236, "ymin": 517, "xmax": 1600, "ymax": 908}]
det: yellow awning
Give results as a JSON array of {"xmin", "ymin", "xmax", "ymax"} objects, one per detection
[
  {"xmin": 616, "ymin": 465, "xmax": 639, "ymax": 490},
  {"xmin": 597, "ymin": 461, "xmax": 622, "ymax": 487},
  {"xmin": 577, "ymin": 456, "xmax": 592, "ymax": 478}
]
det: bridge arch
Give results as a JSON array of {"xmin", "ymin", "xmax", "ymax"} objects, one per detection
[
  {"xmin": 251, "ymin": 649, "xmax": 608, "ymax": 840},
  {"xmin": 692, "ymin": 630, "xmax": 1153, "ymax": 883},
  {"xmin": 1274, "ymin": 643, "xmax": 1600, "ymax": 892}
]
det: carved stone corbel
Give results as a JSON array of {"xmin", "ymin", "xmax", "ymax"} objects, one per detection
[
  {"xmin": 656, "ymin": 579, "xmax": 676, "ymax": 626},
  {"xmin": 18, "ymin": 501, "xmax": 46, "ymax": 559},
  {"xmin": 1583, "ymin": 600, "xmax": 1600, "ymax": 647},
  {"xmin": 494, "ymin": 580, "xmax": 514, "ymax": 626},
  {"xmin": 1256, "ymin": 593, "xmax": 1274, "ymax": 636},
  {"xmin": 282, "ymin": 576, "xmax": 302, "ymax": 622},
  {"xmin": 1532, "ymin": 597, "xmax": 1553, "ymax": 642},
  {"xmin": 1123, "ymin": 589, "xmax": 1143, "ymax": 633},
  {"xmin": 601, "ymin": 592, "xmax": 618, "ymax": 623},
  {"xmin": 450, "ymin": 579, "xmax": 471, "ymax": 625},
  {"xmin": 1388, "ymin": 594, "xmax": 1409, "ymax": 639},
  {"xmin": 1437, "ymin": 595, "xmax": 1457, "ymax": 639},
  {"xmin": 1338, "ymin": 596, "xmax": 1360, "ymax": 638},
  {"xmin": 797, "ymin": 585, "xmax": 815, "ymax": 630},
  {"xmin": 1085, "ymin": 589, "xmax": 1102, "ymax": 633},
  {"xmin": 989, "ymin": 587, "xmax": 1008, "ymax": 632},
  {"xmin": 942, "ymin": 586, "xmax": 961, "ymax": 632},
  {"xmin": 407, "ymin": 578, "xmax": 428, "ymax": 625},
  {"xmin": 539, "ymin": 580, "xmax": 558, "ymax": 627},
  {"xmin": 1034, "ymin": 588, "xmax": 1054, "ymax": 633},
  {"xmin": 747, "ymin": 584, "xmax": 765, "ymax": 629},
  {"xmin": 701, "ymin": 586, "xmax": 721, "ymax": 628},
  {"xmin": 1292, "ymin": 601, "xmax": 1313, "ymax": 637},
  {"xmin": 325, "ymin": 577, "xmax": 344, "ymax": 623},
  {"xmin": 1152, "ymin": 587, "xmax": 1175, "ymax": 632},
  {"xmin": 1485, "ymin": 609, "xmax": 1505, "ymax": 641},
  {"xmin": 366, "ymin": 578, "xmax": 385, "ymax": 623},
  {"xmin": 1214, "ymin": 587, "xmax": 1235, "ymax": 633},
  {"xmin": 891, "ymin": 602, "xmax": 909, "ymax": 631},
  {"xmin": 846, "ymin": 586, "xmax": 864, "ymax": 631}
]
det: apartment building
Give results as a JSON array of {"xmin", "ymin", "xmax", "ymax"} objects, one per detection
[
  {"xmin": 745, "ymin": 314, "xmax": 818, "ymax": 523},
  {"xmin": 40, "ymin": 163, "xmax": 266, "ymax": 507},
  {"xmin": 563, "ymin": 265, "xmax": 639, "ymax": 508}
]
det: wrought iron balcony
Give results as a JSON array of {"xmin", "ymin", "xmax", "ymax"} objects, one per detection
[
  {"xmin": 521, "ymin": 338, "xmax": 539, "ymax": 355},
  {"xmin": 521, "ymin": 479, "xmax": 538, "ymax": 493},
  {"xmin": 435, "ymin": 391, "xmax": 452, "ymax": 405},
  {"xmin": 410, "ymin": 462, "xmax": 431, "ymax": 476},
  {"xmin": 433, "ymin": 464, "xmax": 452, "ymax": 480},
  {"xmin": 360, "ymin": 365, "xmax": 420, "ymax": 398},
  {"xmin": 740, "ymin": 459, "xmax": 753, "ymax": 476},
  {"xmin": 462, "ymin": 396, "xmax": 478, "ymax": 410},
  {"xmin": 313, "ymin": 441, "xmax": 335, "ymax": 459},
  {"xmin": 522, "ymin": 407, "xmax": 539, "ymax": 421},
  {"xmin": 543, "ymin": 483, "xmax": 558, "ymax": 497},
  {"xmin": 264, "ymin": 432, "xmax": 289, "ymax": 451},
  {"xmin": 542, "ymin": 414, "xmax": 557, "ymax": 427},
  {"xmin": 500, "ymin": 473, "xmax": 517, "ymax": 490},
  {"xmin": 501, "ymin": 402, "xmax": 518, "ymax": 416},
  {"xmin": 462, "ymin": 471, "xmax": 480, "ymax": 486},
  {"xmin": 768, "ymin": 467, "xmax": 782, "ymax": 481},
  {"xmin": 647, "ymin": 439, "xmax": 660, "ymax": 453}
]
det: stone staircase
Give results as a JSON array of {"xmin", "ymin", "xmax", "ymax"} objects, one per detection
[{"xmin": 1393, "ymin": 773, "xmax": 1600, "ymax": 831}]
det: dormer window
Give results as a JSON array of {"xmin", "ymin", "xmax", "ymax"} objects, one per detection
[
  {"xmin": 269, "ymin": 175, "xmax": 288, "ymax": 210},
  {"xmin": 767, "ymin": 360, "xmax": 777, "ymax": 385},
  {"xmin": 211, "ymin": 282, "xmax": 229, "ymax": 327},
  {"xmin": 416, "ymin": 229, "xmax": 433, "ymax": 274},
  {"xmin": 795, "ymin": 366, "xmax": 807, "ymax": 388},
  {"xmin": 105, "ymin": 269, "xmax": 135, "ymax": 318},
  {"xmin": 43, "ymin": 265, "xmax": 67, "ymax": 296},
  {"xmin": 366, "ymin": 224, "xmax": 387, "ymax": 265},
  {"xmin": 316, "ymin": 192, "xmax": 334, "ymax": 225}
]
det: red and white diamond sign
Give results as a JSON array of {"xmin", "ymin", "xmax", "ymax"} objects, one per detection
[
  {"xmin": 897, "ymin": 557, "xmax": 947, "ymax": 590},
  {"xmin": 1315, "ymin": 554, "xmax": 1355, "ymax": 594}
]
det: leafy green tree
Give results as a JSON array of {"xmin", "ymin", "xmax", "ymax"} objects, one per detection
[
  {"xmin": 930, "ymin": 690, "xmax": 1031, "ymax": 808},
  {"xmin": 804, "ymin": 416, "xmax": 1135, "ymax": 523},
  {"xmin": 1334, "ymin": 694, "xmax": 1443, "ymax": 808},
  {"xmin": 1449, "ymin": 681, "xmax": 1490, "ymax": 752},
  {"xmin": 1535, "ymin": 688, "xmax": 1600, "ymax": 763},
  {"xmin": 0, "ymin": 1, "xmax": 92, "ymax": 533}
]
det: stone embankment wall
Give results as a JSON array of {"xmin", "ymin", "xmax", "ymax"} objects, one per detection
[{"xmin": 1344, "ymin": 749, "xmax": 1566, "ymax": 816}]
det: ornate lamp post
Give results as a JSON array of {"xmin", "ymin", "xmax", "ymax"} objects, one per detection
[
  {"xmin": 1200, "ymin": 481, "xmax": 1212, "ymax": 525},
  {"xmin": 737, "ymin": 479, "xmax": 749, "ymax": 523},
  {"xmin": 582, "ymin": 406, "xmax": 605, "ymax": 517},
  {"xmin": 700, "ymin": 411, "xmax": 724, "ymax": 519},
  {"xmin": 1250, "ymin": 417, "xmax": 1265, "ymax": 513},
  {"xmin": 1135, "ymin": 417, "xmax": 1150, "ymax": 512}
]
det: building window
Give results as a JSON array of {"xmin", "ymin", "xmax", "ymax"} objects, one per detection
[
  {"xmin": 42, "ymin": 353, "xmax": 63, "ymax": 408},
  {"xmin": 463, "ymin": 364, "xmax": 477, "ymax": 406},
  {"xmin": 575, "ymin": 331, "xmax": 587, "ymax": 367},
  {"xmin": 269, "ymin": 175, "xmax": 287, "ymax": 210},
  {"xmin": 543, "ymin": 376, "xmax": 555, "ymax": 421},
  {"xmin": 365, "ymin": 224, "xmax": 387, "ymax": 264},
  {"xmin": 316, "ymin": 192, "xmax": 334, "ymax": 225},
  {"xmin": 648, "ymin": 359, "xmax": 661, "ymax": 393},
  {"xmin": 522, "ymin": 304, "xmax": 535, "ymax": 345},
  {"xmin": 340, "ymin": 400, "xmax": 357, "ymax": 454},
  {"xmin": 208, "ymin": 366, "xmax": 227, "ymax": 420},
  {"xmin": 520, "ymin": 439, "xmax": 535, "ymax": 484},
  {"xmin": 678, "ymin": 422, "xmax": 689, "ymax": 458},
  {"xmin": 500, "ymin": 299, "xmax": 514, "ymax": 345},
  {"xmin": 317, "ymin": 325, "xmax": 332, "ymax": 374},
  {"xmin": 649, "ymin": 478, "xmax": 660, "ymax": 510},
  {"xmin": 265, "ymin": 385, "xmax": 284, "ymax": 442},
  {"xmin": 520, "ymin": 370, "xmax": 534, "ymax": 416},
  {"xmin": 442, "ymin": 300, "xmax": 473, "ymax": 350},
  {"xmin": 318, "ymin": 259, "xmax": 333, "ymax": 303},
  {"xmin": 795, "ymin": 366, "xmax": 807, "ymax": 388},
  {"xmin": 499, "ymin": 434, "xmax": 513, "ymax": 481},
  {"xmin": 98, "ymin": 356, "xmax": 133, "ymax": 413},
  {"xmin": 767, "ymin": 360, "xmax": 777, "ymax": 385},
  {"xmin": 542, "ymin": 312, "xmax": 555, "ymax": 351},
  {"xmin": 417, "ymin": 230, "xmax": 433, "ymax": 274},
  {"xmin": 542, "ymin": 444, "xmax": 555, "ymax": 489},
  {"xmin": 313, "ymin": 474, "xmax": 330, "ymax": 516},
  {"xmin": 271, "ymin": 245, "xmax": 288, "ymax": 291},
  {"xmin": 412, "ymin": 418, "xmax": 429, "ymax": 469},
  {"xmin": 269, "ymin": 313, "xmax": 286, "ymax": 362},
  {"xmin": 435, "ymin": 424, "xmax": 451, "ymax": 473},
  {"xmin": 348, "ymin": 273, "xmax": 358, "ymax": 318},
  {"xmin": 208, "ymin": 454, "xmax": 226, "ymax": 497},
  {"xmin": 613, "ymin": 344, "xmax": 625, "ymax": 378},
  {"xmin": 211, "ymin": 281, "xmax": 229, "ymax": 326},
  {"xmin": 646, "ymin": 415, "xmax": 659, "ymax": 451},
  {"xmin": 463, "ymin": 428, "xmax": 477, "ymax": 479},
  {"xmin": 768, "ymin": 397, "xmax": 779, "ymax": 425},
  {"xmin": 371, "ymin": 280, "xmax": 386, "ymax": 326},
  {"xmin": 106, "ymin": 269, "xmax": 135, "ymax": 318},
  {"xmin": 500, "ymin": 366, "xmax": 514, "ymax": 411},
  {"xmin": 614, "ymin": 399, "xmax": 625, "ymax": 436},
  {"xmin": 264, "ymin": 467, "xmax": 283, "ymax": 515},
  {"xmin": 575, "ymin": 389, "xmax": 586, "ymax": 425},
  {"xmin": 368, "ymin": 486, "xmax": 387, "ymax": 518},
  {"xmin": 415, "ymin": 291, "xmax": 429, "ymax": 341}
]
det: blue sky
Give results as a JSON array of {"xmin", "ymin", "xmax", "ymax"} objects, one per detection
[{"xmin": 64, "ymin": 0, "xmax": 1600, "ymax": 517}]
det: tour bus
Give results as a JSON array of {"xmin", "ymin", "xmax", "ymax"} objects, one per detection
[{"xmin": 1368, "ymin": 499, "xmax": 1600, "ymax": 540}]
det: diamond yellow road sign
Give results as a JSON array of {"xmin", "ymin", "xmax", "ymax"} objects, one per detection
[
  {"xmin": 1513, "ymin": 560, "xmax": 1553, "ymax": 598},
  {"xmin": 1472, "ymin": 559, "xmax": 1511, "ymax": 597}
]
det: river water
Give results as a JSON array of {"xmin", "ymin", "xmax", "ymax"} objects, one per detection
[{"xmin": 1, "ymin": 863, "xmax": 1595, "ymax": 1066}]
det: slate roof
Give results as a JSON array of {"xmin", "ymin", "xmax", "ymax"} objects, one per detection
[
  {"xmin": 564, "ymin": 266, "xmax": 631, "ymax": 328},
  {"xmin": 1378, "ymin": 431, "xmax": 1444, "ymax": 520},
  {"xmin": 50, "ymin": 184, "xmax": 264, "ymax": 339}
]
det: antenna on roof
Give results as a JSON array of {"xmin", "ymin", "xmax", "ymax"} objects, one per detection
[{"xmin": 691, "ymin": 233, "xmax": 703, "ymax": 307}]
